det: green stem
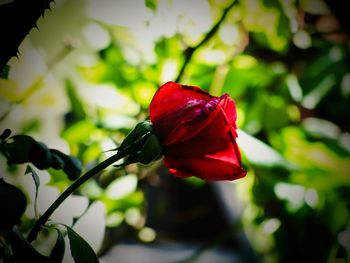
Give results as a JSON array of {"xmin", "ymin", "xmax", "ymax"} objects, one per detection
[
  {"xmin": 175, "ymin": 0, "xmax": 236, "ymax": 83},
  {"xmin": 26, "ymin": 149, "xmax": 128, "ymax": 242}
]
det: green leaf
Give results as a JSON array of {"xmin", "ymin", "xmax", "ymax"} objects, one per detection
[
  {"xmin": 62, "ymin": 120, "xmax": 97, "ymax": 143},
  {"xmin": 62, "ymin": 156, "xmax": 82, "ymax": 180},
  {"xmin": 25, "ymin": 165, "xmax": 40, "ymax": 218},
  {"xmin": 25, "ymin": 165, "xmax": 40, "ymax": 192},
  {"xmin": 0, "ymin": 0, "xmax": 55, "ymax": 72},
  {"xmin": 51, "ymin": 152, "xmax": 64, "ymax": 170},
  {"xmin": 281, "ymin": 127, "xmax": 350, "ymax": 189},
  {"xmin": 262, "ymin": 0, "xmax": 293, "ymax": 42},
  {"xmin": 1, "ymin": 135, "xmax": 35, "ymax": 165},
  {"xmin": 0, "ymin": 178, "xmax": 27, "ymax": 230},
  {"xmin": 50, "ymin": 228, "xmax": 66, "ymax": 263},
  {"xmin": 145, "ymin": 0, "xmax": 157, "ymax": 12},
  {"xmin": 0, "ymin": 128, "xmax": 11, "ymax": 141},
  {"xmin": 237, "ymin": 129, "xmax": 295, "ymax": 170},
  {"xmin": 7, "ymin": 227, "xmax": 49, "ymax": 263},
  {"xmin": 50, "ymin": 149, "xmax": 82, "ymax": 180},
  {"xmin": 65, "ymin": 78, "xmax": 86, "ymax": 126},
  {"xmin": 0, "ymin": 64, "xmax": 10, "ymax": 79},
  {"xmin": 1, "ymin": 135, "xmax": 52, "ymax": 170},
  {"xmin": 222, "ymin": 56, "xmax": 274, "ymax": 97},
  {"xmin": 66, "ymin": 225, "xmax": 99, "ymax": 263},
  {"xmin": 28, "ymin": 141, "xmax": 52, "ymax": 170},
  {"xmin": 240, "ymin": 0, "xmax": 290, "ymax": 51}
]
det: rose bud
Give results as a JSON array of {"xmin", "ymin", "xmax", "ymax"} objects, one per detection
[
  {"xmin": 137, "ymin": 134, "xmax": 163, "ymax": 165},
  {"xmin": 118, "ymin": 120, "xmax": 154, "ymax": 153},
  {"xmin": 115, "ymin": 120, "xmax": 162, "ymax": 166},
  {"xmin": 149, "ymin": 81, "xmax": 246, "ymax": 181}
]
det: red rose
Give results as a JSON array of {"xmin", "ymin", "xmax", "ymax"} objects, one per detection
[{"xmin": 149, "ymin": 81, "xmax": 246, "ymax": 181}]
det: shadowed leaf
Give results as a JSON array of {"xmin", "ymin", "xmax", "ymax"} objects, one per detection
[
  {"xmin": 66, "ymin": 225, "xmax": 99, "ymax": 263},
  {"xmin": 0, "ymin": 179, "xmax": 26, "ymax": 230},
  {"xmin": 50, "ymin": 228, "xmax": 66, "ymax": 263}
]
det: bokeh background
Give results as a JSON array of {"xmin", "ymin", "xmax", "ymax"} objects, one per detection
[{"xmin": 1, "ymin": 0, "xmax": 350, "ymax": 262}]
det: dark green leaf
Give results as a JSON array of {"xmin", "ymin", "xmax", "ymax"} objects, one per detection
[
  {"xmin": 0, "ymin": 178, "xmax": 27, "ymax": 230},
  {"xmin": 1, "ymin": 135, "xmax": 53, "ymax": 170},
  {"xmin": 1, "ymin": 135, "xmax": 35, "ymax": 165},
  {"xmin": 28, "ymin": 141, "xmax": 52, "ymax": 170},
  {"xmin": 7, "ymin": 227, "xmax": 49, "ymax": 263},
  {"xmin": 0, "ymin": 128, "xmax": 11, "ymax": 141},
  {"xmin": 0, "ymin": 0, "xmax": 55, "ymax": 72},
  {"xmin": 51, "ymin": 152, "xmax": 64, "ymax": 170},
  {"xmin": 66, "ymin": 225, "xmax": 99, "ymax": 263},
  {"xmin": 50, "ymin": 149, "xmax": 82, "ymax": 180},
  {"xmin": 0, "ymin": 64, "xmax": 10, "ymax": 79},
  {"xmin": 50, "ymin": 228, "xmax": 66, "ymax": 263},
  {"xmin": 62, "ymin": 156, "xmax": 82, "ymax": 180}
]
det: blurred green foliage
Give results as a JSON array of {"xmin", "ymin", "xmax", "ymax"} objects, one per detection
[{"xmin": 1, "ymin": 0, "xmax": 350, "ymax": 262}]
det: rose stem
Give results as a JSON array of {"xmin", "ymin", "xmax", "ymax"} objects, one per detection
[{"xmin": 26, "ymin": 148, "xmax": 129, "ymax": 242}]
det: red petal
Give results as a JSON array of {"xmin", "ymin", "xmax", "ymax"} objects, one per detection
[
  {"xmin": 219, "ymin": 94, "xmax": 238, "ymax": 133},
  {"xmin": 150, "ymin": 82, "xmax": 215, "ymax": 145},
  {"xmin": 163, "ymin": 96, "xmax": 245, "ymax": 180},
  {"xmin": 164, "ymin": 95, "xmax": 239, "ymax": 159},
  {"xmin": 164, "ymin": 155, "xmax": 247, "ymax": 181},
  {"xmin": 149, "ymin": 82, "xmax": 245, "ymax": 181},
  {"xmin": 150, "ymin": 82, "xmax": 213, "ymax": 121}
]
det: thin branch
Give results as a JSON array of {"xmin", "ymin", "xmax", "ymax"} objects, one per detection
[{"xmin": 175, "ymin": 0, "xmax": 236, "ymax": 83}]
